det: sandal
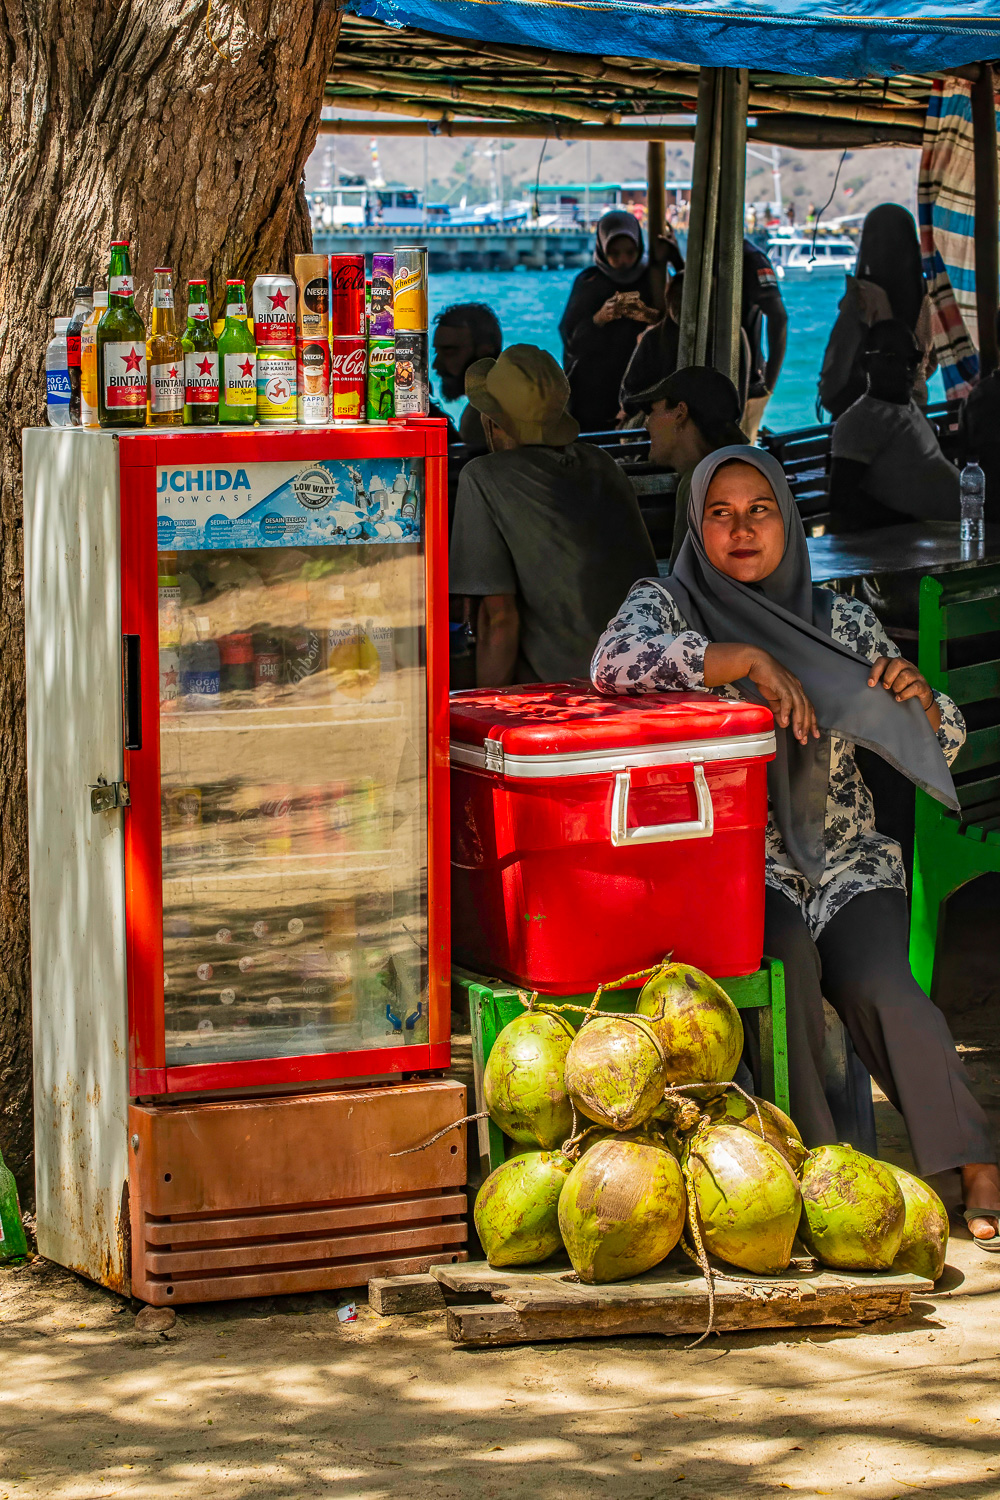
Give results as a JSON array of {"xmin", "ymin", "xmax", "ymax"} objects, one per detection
[{"xmin": 961, "ymin": 1207, "xmax": 1000, "ymax": 1252}]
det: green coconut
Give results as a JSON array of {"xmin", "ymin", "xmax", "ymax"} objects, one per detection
[
  {"xmin": 799, "ymin": 1144, "xmax": 906, "ymax": 1270},
  {"xmin": 636, "ymin": 963, "xmax": 744, "ymax": 1084},
  {"xmin": 706, "ymin": 1092, "xmax": 809, "ymax": 1174},
  {"xmin": 558, "ymin": 1137, "xmax": 687, "ymax": 1284},
  {"xmin": 883, "ymin": 1162, "xmax": 949, "ymax": 1282},
  {"xmin": 474, "ymin": 1150, "xmax": 573, "ymax": 1267},
  {"xmin": 684, "ymin": 1121, "xmax": 802, "ymax": 1274},
  {"xmin": 563, "ymin": 1014, "xmax": 668, "ymax": 1132},
  {"xmin": 483, "ymin": 1008, "xmax": 576, "ymax": 1149}
]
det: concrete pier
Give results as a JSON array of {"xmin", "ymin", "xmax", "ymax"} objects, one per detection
[{"xmin": 312, "ymin": 226, "xmax": 591, "ymax": 272}]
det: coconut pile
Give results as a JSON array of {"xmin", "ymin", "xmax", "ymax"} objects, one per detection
[{"xmin": 474, "ymin": 962, "xmax": 949, "ymax": 1291}]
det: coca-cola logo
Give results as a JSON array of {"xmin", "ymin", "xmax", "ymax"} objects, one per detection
[
  {"xmin": 332, "ymin": 265, "xmax": 364, "ymax": 291},
  {"xmin": 331, "ymin": 347, "xmax": 366, "ymax": 376}
]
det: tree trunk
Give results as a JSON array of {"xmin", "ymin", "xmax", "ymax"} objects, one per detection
[{"xmin": 0, "ymin": 0, "xmax": 341, "ymax": 1202}]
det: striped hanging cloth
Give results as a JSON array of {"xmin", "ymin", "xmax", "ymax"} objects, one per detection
[{"xmin": 917, "ymin": 80, "xmax": 981, "ymax": 401}]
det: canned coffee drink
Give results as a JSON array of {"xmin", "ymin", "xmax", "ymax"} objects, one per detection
[
  {"xmin": 253, "ymin": 275, "xmax": 296, "ymax": 346},
  {"xmin": 256, "ymin": 348, "xmax": 297, "ymax": 424},
  {"xmin": 369, "ymin": 254, "xmax": 395, "ymax": 338},
  {"xmin": 330, "ymin": 254, "xmax": 366, "ymax": 338},
  {"xmin": 392, "ymin": 247, "xmax": 428, "ymax": 332},
  {"xmin": 297, "ymin": 338, "xmax": 331, "ymax": 424},
  {"xmin": 366, "ymin": 338, "xmax": 394, "ymax": 422},
  {"xmin": 332, "ymin": 335, "xmax": 367, "ymax": 422},
  {"xmin": 393, "ymin": 331, "xmax": 429, "ymax": 417},
  {"xmin": 294, "ymin": 254, "xmax": 329, "ymax": 338}
]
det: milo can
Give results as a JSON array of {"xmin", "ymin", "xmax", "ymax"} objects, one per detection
[
  {"xmin": 366, "ymin": 338, "xmax": 394, "ymax": 422},
  {"xmin": 256, "ymin": 348, "xmax": 297, "ymax": 424},
  {"xmin": 392, "ymin": 247, "xmax": 428, "ymax": 332},
  {"xmin": 393, "ymin": 331, "xmax": 428, "ymax": 417}
]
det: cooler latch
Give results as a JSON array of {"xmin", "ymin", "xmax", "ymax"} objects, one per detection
[{"xmin": 484, "ymin": 738, "xmax": 505, "ymax": 774}]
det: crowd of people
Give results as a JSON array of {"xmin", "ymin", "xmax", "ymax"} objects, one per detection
[{"xmin": 436, "ymin": 197, "xmax": 1000, "ymax": 1249}]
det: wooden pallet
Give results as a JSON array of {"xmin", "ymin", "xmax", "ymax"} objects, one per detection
[{"xmin": 370, "ymin": 1256, "xmax": 932, "ymax": 1347}]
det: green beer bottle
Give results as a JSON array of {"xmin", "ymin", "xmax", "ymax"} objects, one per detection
[
  {"xmin": 217, "ymin": 278, "xmax": 257, "ymax": 426},
  {"xmin": 0, "ymin": 1148, "xmax": 28, "ymax": 1262},
  {"xmin": 182, "ymin": 279, "xmax": 219, "ymax": 425},
  {"xmin": 97, "ymin": 240, "xmax": 147, "ymax": 428}
]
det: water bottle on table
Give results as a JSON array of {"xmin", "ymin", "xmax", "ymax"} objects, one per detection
[{"xmin": 960, "ymin": 460, "xmax": 985, "ymax": 558}]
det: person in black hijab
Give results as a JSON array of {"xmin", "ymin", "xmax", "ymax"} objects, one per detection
[
  {"xmin": 559, "ymin": 210, "xmax": 680, "ymax": 433},
  {"xmin": 818, "ymin": 203, "xmax": 936, "ymax": 419}
]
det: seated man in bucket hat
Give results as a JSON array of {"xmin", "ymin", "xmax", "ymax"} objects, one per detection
[{"xmin": 449, "ymin": 344, "xmax": 656, "ymax": 688}]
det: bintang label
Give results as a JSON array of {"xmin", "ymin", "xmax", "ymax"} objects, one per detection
[
  {"xmin": 224, "ymin": 352, "xmax": 257, "ymax": 407},
  {"xmin": 109, "ymin": 275, "xmax": 134, "ymax": 298},
  {"xmin": 104, "ymin": 342, "xmax": 147, "ymax": 408},
  {"xmin": 153, "ymin": 287, "xmax": 175, "ymax": 309},
  {"xmin": 150, "ymin": 360, "xmax": 183, "ymax": 414},
  {"xmin": 186, "ymin": 351, "xmax": 219, "ymax": 404},
  {"xmin": 188, "ymin": 301, "xmax": 209, "ymax": 322}
]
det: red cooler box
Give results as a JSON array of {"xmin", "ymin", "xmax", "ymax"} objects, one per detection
[{"xmin": 450, "ymin": 683, "xmax": 776, "ymax": 993}]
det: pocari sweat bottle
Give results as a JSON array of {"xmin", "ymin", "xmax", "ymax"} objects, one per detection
[
  {"xmin": 46, "ymin": 317, "xmax": 73, "ymax": 426},
  {"xmin": 960, "ymin": 460, "xmax": 986, "ymax": 552}
]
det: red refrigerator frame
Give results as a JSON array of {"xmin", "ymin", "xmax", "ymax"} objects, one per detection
[{"xmin": 118, "ymin": 420, "xmax": 450, "ymax": 1099}]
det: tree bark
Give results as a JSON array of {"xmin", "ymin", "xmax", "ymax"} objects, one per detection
[{"xmin": 0, "ymin": 0, "xmax": 341, "ymax": 1202}]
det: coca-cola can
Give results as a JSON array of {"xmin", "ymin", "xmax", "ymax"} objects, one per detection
[
  {"xmin": 296, "ymin": 338, "xmax": 330, "ymax": 424},
  {"xmin": 331, "ymin": 335, "xmax": 367, "ymax": 423},
  {"xmin": 394, "ymin": 331, "xmax": 429, "ymax": 417},
  {"xmin": 253, "ymin": 275, "xmax": 296, "ymax": 346},
  {"xmin": 330, "ymin": 255, "xmax": 366, "ymax": 338},
  {"xmin": 369, "ymin": 254, "xmax": 395, "ymax": 337}
]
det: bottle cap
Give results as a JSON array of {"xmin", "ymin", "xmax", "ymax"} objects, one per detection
[
  {"xmin": 226, "ymin": 279, "xmax": 244, "ymax": 286},
  {"xmin": 110, "ymin": 239, "xmax": 131, "ymax": 247},
  {"xmin": 94, "ymin": 291, "xmax": 109, "ymax": 307},
  {"xmin": 55, "ymin": 317, "xmax": 71, "ymax": 332},
  {"xmin": 154, "ymin": 267, "xmax": 172, "ymax": 274},
  {"xmin": 74, "ymin": 285, "xmax": 93, "ymax": 299}
]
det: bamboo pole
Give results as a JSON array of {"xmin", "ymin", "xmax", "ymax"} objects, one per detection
[
  {"xmin": 318, "ymin": 115, "xmax": 924, "ymax": 149},
  {"xmin": 714, "ymin": 68, "xmax": 750, "ymax": 389},
  {"xmin": 971, "ymin": 64, "xmax": 999, "ymax": 375},
  {"xmin": 646, "ymin": 140, "xmax": 667, "ymax": 313},
  {"xmin": 329, "ymin": 67, "xmax": 620, "ymax": 125},
  {"xmin": 678, "ymin": 68, "xmax": 723, "ymax": 371}
]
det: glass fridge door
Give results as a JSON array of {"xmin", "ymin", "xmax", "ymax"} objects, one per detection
[{"xmin": 154, "ymin": 454, "xmax": 427, "ymax": 1069}]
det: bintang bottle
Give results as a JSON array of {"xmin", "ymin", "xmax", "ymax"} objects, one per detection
[
  {"xmin": 217, "ymin": 278, "xmax": 257, "ymax": 426},
  {"xmin": 97, "ymin": 240, "xmax": 147, "ymax": 427},
  {"xmin": 182, "ymin": 279, "xmax": 219, "ymax": 425},
  {"xmin": 147, "ymin": 268, "xmax": 184, "ymax": 427}
]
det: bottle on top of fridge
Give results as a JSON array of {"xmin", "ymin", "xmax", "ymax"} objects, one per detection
[
  {"xmin": 97, "ymin": 240, "xmax": 147, "ymax": 428},
  {"xmin": 45, "ymin": 318, "xmax": 73, "ymax": 427},
  {"xmin": 80, "ymin": 291, "xmax": 108, "ymax": 428},
  {"xmin": 182, "ymin": 279, "xmax": 219, "ymax": 425},
  {"xmin": 65, "ymin": 285, "xmax": 93, "ymax": 426},
  {"xmin": 218, "ymin": 279, "xmax": 257, "ymax": 426},
  {"xmin": 960, "ymin": 460, "xmax": 986, "ymax": 550},
  {"xmin": 146, "ymin": 268, "xmax": 184, "ymax": 427}
]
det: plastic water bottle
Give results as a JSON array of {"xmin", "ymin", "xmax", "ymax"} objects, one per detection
[
  {"xmin": 45, "ymin": 317, "xmax": 73, "ymax": 426},
  {"xmin": 960, "ymin": 460, "xmax": 986, "ymax": 557},
  {"xmin": 0, "ymin": 1148, "xmax": 28, "ymax": 1262}
]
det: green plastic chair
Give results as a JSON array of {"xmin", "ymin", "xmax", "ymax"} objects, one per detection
[{"xmin": 910, "ymin": 565, "xmax": 1000, "ymax": 995}]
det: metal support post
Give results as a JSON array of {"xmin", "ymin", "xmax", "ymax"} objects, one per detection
[
  {"xmin": 971, "ymin": 64, "xmax": 999, "ymax": 376},
  {"xmin": 646, "ymin": 139, "xmax": 667, "ymax": 312}
]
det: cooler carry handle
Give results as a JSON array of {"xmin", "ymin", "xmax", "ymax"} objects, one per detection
[{"xmin": 610, "ymin": 765, "xmax": 714, "ymax": 846}]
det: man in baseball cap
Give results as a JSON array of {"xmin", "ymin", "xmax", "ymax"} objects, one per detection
[
  {"xmin": 623, "ymin": 366, "xmax": 749, "ymax": 563},
  {"xmin": 450, "ymin": 344, "xmax": 656, "ymax": 687}
]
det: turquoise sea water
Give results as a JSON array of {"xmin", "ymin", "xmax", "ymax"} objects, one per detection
[{"xmin": 427, "ymin": 268, "xmax": 944, "ymax": 432}]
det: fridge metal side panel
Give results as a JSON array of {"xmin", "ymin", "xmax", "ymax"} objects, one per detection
[{"xmin": 23, "ymin": 429, "xmax": 130, "ymax": 1293}]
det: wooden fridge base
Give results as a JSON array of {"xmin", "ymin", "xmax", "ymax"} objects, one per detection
[
  {"xmin": 129, "ymin": 1081, "xmax": 468, "ymax": 1306},
  {"xmin": 371, "ymin": 1256, "xmax": 932, "ymax": 1347}
]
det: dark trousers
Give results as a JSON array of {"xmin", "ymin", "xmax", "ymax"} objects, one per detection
[{"xmin": 763, "ymin": 886, "xmax": 996, "ymax": 1177}]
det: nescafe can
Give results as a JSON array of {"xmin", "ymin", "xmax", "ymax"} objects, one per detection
[
  {"xmin": 392, "ymin": 247, "xmax": 428, "ymax": 332},
  {"xmin": 252, "ymin": 275, "xmax": 296, "ymax": 346},
  {"xmin": 294, "ymin": 254, "xmax": 329, "ymax": 338},
  {"xmin": 369, "ymin": 254, "xmax": 395, "ymax": 338},
  {"xmin": 366, "ymin": 338, "xmax": 395, "ymax": 422},
  {"xmin": 331, "ymin": 335, "xmax": 367, "ymax": 423},
  {"xmin": 256, "ymin": 348, "xmax": 297, "ymax": 424},
  {"xmin": 330, "ymin": 254, "xmax": 366, "ymax": 338},
  {"xmin": 393, "ymin": 331, "xmax": 429, "ymax": 417},
  {"xmin": 296, "ymin": 338, "xmax": 330, "ymax": 424}
]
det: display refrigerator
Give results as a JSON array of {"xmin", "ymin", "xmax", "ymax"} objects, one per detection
[{"xmin": 24, "ymin": 422, "xmax": 467, "ymax": 1306}]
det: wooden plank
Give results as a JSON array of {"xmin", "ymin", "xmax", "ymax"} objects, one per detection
[
  {"xmin": 368, "ymin": 1273, "xmax": 446, "ymax": 1315},
  {"xmin": 942, "ymin": 595, "xmax": 1000, "ymax": 641},
  {"xmin": 954, "ymin": 726, "xmax": 1000, "ymax": 775},
  {"xmin": 145, "ymin": 1221, "xmax": 469, "ymax": 1275},
  {"xmin": 945, "ymin": 658, "xmax": 1000, "ymax": 705},
  {"xmin": 142, "ymin": 1192, "xmax": 468, "ymax": 1246}
]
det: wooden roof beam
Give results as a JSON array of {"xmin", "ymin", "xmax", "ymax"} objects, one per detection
[
  {"xmin": 329, "ymin": 67, "xmax": 620, "ymax": 125},
  {"xmin": 318, "ymin": 115, "xmax": 924, "ymax": 148}
]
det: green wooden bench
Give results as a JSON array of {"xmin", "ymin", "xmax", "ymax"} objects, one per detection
[
  {"xmin": 454, "ymin": 961, "xmax": 788, "ymax": 1176},
  {"xmin": 910, "ymin": 565, "xmax": 1000, "ymax": 995}
]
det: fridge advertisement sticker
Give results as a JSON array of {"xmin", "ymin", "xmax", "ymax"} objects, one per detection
[{"xmin": 156, "ymin": 458, "xmax": 422, "ymax": 550}]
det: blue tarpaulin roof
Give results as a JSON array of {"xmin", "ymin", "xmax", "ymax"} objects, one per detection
[{"xmin": 346, "ymin": 1, "xmax": 1000, "ymax": 81}]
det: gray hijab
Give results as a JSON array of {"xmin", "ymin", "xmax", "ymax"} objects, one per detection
[
  {"xmin": 662, "ymin": 446, "xmax": 958, "ymax": 885},
  {"xmin": 594, "ymin": 210, "xmax": 649, "ymax": 288}
]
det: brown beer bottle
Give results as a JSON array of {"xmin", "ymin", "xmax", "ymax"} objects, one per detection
[{"xmin": 147, "ymin": 268, "xmax": 184, "ymax": 426}]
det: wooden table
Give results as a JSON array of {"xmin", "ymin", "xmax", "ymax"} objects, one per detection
[{"xmin": 807, "ymin": 521, "xmax": 1000, "ymax": 584}]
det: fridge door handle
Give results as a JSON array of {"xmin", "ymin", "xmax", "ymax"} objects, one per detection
[
  {"xmin": 122, "ymin": 634, "xmax": 142, "ymax": 751},
  {"xmin": 609, "ymin": 766, "xmax": 714, "ymax": 846}
]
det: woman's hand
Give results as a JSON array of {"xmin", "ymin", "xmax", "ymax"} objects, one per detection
[
  {"xmin": 704, "ymin": 643, "xmax": 820, "ymax": 744},
  {"xmin": 593, "ymin": 294, "xmax": 625, "ymax": 327},
  {"xmin": 593, "ymin": 292, "xmax": 660, "ymax": 328},
  {"xmin": 868, "ymin": 655, "xmax": 941, "ymax": 730}
]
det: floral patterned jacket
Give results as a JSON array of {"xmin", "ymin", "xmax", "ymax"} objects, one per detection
[{"xmin": 591, "ymin": 581, "xmax": 965, "ymax": 936}]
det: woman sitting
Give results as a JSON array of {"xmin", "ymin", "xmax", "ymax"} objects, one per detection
[{"xmin": 592, "ymin": 447, "xmax": 1000, "ymax": 1248}]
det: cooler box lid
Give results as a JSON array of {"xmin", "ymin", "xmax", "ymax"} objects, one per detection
[{"xmin": 449, "ymin": 682, "xmax": 775, "ymax": 779}]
